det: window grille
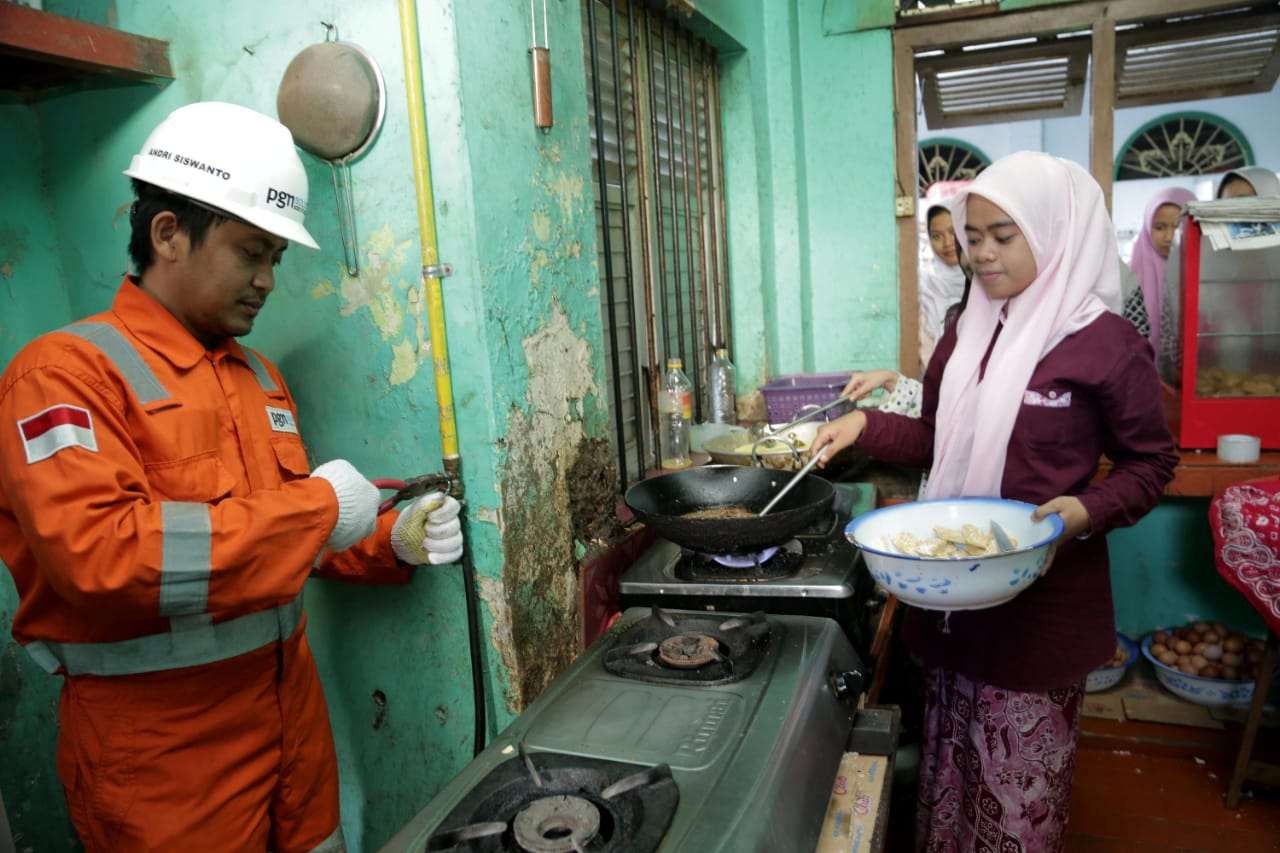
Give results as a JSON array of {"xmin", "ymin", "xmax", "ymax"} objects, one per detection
[{"xmin": 582, "ymin": 0, "xmax": 731, "ymax": 487}]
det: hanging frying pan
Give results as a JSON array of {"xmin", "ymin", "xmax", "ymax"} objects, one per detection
[{"xmin": 277, "ymin": 29, "xmax": 386, "ymax": 276}]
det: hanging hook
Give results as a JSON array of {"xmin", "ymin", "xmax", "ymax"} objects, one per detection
[
  {"xmin": 331, "ymin": 160, "xmax": 360, "ymax": 277},
  {"xmin": 321, "ymin": 21, "xmax": 338, "ymax": 43}
]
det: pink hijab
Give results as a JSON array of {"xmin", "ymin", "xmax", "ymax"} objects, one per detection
[
  {"xmin": 923, "ymin": 152, "xmax": 1122, "ymax": 500},
  {"xmin": 1129, "ymin": 187, "xmax": 1195, "ymax": 353}
]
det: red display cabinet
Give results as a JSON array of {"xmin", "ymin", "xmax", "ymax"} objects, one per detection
[{"xmin": 1174, "ymin": 218, "xmax": 1280, "ymax": 449}]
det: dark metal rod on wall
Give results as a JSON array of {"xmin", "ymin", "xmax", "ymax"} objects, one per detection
[
  {"xmin": 687, "ymin": 34, "xmax": 714, "ymax": 382},
  {"xmin": 659, "ymin": 17, "xmax": 687, "ymax": 374},
  {"xmin": 697, "ymin": 46, "xmax": 720, "ymax": 352},
  {"xmin": 675, "ymin": 27, "xmax": 702, "ymax": 418},
  {"xmin": 585, "ymin": 0, "xmax": 629, "ymax": 487},
  {"xmin": 606, "ymin": 0, "xmax": 645, "ymax": 480},
  {"xmin": 709, "ymin": 51, "xmax": 732, "ymax": 357},
  {"xmin": 646, "ymin": 10, "xmax": 673, "ymax": 362},
  {"xmin": 629, "ymin": 0, "xmax": 662, "ymax": 469}
]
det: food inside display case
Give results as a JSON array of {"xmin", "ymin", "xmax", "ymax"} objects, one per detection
[{"xmin": 1196, "ymin": 369, "xmax": 1280, "ymax": 398}]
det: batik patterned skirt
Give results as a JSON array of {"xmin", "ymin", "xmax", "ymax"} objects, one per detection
[{"xmin": 915, "ymin": 667, "xmax": 1084, "ymax": 853}]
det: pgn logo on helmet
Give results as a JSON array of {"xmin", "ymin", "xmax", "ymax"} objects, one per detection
[{"xmin": 266, "ymin": 188, "xmax": 306, "ymax": 214}]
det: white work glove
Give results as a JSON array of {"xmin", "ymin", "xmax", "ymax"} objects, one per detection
[
  {"xmin": 311, "ymin": 460, "xmax": 379, "ymax": 552},
  {"xmin": 391, "ymin": 492, "xmax": 464, "ymax": 565}
]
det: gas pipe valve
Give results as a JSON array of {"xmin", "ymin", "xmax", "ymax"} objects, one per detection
[{"xmin": 832, "ymin": 669, "xmax": 866, "ymax": 702}]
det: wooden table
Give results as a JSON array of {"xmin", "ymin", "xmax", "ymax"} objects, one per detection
[{"xmin": 1094, "ymin": 449, "xmax": 1280, "ymax": 498}]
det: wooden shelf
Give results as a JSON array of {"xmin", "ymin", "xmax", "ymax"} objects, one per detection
[
  {"xmin": 0, "ymin": 4, "xmax": 172, "ymax": 95},
  {"xmin": 1095, "ymin": 449, "xmax": 1280, "ymax": 498}
]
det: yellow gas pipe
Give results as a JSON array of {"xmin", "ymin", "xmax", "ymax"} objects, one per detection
[
  {"xmin": 398, "ymin": 0, "xmax": 487, "ymax": 754},
  {"xmin": 398, "ymin": 0, "xmax": 459, "ymax": 477}
]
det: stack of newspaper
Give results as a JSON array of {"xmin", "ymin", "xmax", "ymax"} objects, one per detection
[{"xmin": 1186, "ymin": 198, "xmax": 1280, "ymax": 251}]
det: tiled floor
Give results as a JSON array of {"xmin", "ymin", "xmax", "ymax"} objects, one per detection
[{"xmin": 1065, "ymin": 718, "xmax": 1280, "ymax": 852}]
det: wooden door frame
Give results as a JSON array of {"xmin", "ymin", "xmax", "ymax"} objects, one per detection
[{"xmin": 892, "ymin": 0, "xmax": 1253, "ymax": 377}]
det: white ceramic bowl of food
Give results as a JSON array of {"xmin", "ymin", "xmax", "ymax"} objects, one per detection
[
  {"xmin": 1140, "ymin": 634, "xmax": 1256, "ymax": 708},
  {"xmin": 845, "ymin": 498, "xmax": 1063, "ymax": 611},
  {"xmin": 1086, "ymin": 633, "xmax": 1139, "ymax": 693}
]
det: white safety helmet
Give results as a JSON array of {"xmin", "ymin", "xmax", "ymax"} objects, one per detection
[{"xmin": 124, "ymin": 101, "xmax": 320, "ymax": 249}]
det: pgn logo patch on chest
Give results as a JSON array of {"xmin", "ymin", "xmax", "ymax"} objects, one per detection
[{"xmin": 266, "ymin": 406, "xmax": 299, "ymax": 434}]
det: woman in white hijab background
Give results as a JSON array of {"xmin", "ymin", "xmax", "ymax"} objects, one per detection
[{"xmin": 918, "ymin": 202, "xmax": 969, "ymax": 368}]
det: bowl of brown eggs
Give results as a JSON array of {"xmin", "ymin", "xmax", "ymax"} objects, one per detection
[
  {"xmin": 1086, "ymin": 633, "xmax": 1138, "ymax": 693},
  {"xmin": 1141, "ymin": 621, "xmax": 1269, "ymax": 708}
]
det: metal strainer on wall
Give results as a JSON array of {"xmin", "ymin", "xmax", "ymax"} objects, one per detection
[{"xmin": 278, "ymin": 27, "xmax": 386, "ymax": 276}]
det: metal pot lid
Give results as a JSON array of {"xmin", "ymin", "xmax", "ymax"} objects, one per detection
[{"xmin": 277, "ymin": 40, "xmax": 385, "ymax": 162}]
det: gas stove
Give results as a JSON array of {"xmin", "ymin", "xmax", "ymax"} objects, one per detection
[
  {"xmin": 620, "ymin": 482, "xmax": 877, "ymax": 652},
  {"xmin": 382, "ymin": 607, "xmax": 865, "ymax": 853}
]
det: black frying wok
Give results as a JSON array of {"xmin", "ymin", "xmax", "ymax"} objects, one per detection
[{"xmin": 624, "ymin": 465, "xmax": 835, "ymax": 554}]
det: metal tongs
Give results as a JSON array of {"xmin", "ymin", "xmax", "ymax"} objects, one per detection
[
  {"xmin": 758, "ymin": 449, "xmax": 829, "ymax": 517},
  {"xmin": 749, "ymin": 393, "xmax": 851, "ymax": 461},
  {"xmin": 372, "ymin": 474, "xmax": 454, "ymax": 515}
]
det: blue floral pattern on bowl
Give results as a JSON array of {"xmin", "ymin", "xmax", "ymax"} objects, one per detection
[{"xmin": 1085, "ymin": 632, "xmax": 1138, "ymax": 693}]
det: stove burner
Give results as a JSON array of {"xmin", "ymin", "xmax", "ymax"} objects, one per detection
[
  {"xmin": 425, "ymin": 753, "xmax": 678, "ymax": 852},
  {"xmin": 604, "ymin": 607, "xmax": 776, "ymax": 685},
  {"xmin": 512, "ymin": 795, "xmax": 600, "ymax": 852},
  {"xmin": 657, "ymin": 633, "xmax": 721, "ymax": 669},
  {"xmin": 675, "ymin": 540, "xmax": 804, "ymax": 583},
  {"xmin": 712, "ymin": 545, "xmax": 779, "ymax": 568}
]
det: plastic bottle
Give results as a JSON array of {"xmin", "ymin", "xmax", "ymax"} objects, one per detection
[
  {"xmin": 658, "ymin": 358, "xmax": 693, "ymax": 470},
  {"xmin": 707, "ymin": 347, "xmax": 736, "ymax": 424}
]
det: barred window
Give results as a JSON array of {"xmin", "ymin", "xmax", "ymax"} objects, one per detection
[
  {"xmin": 1116, "ymin": 112, "xmax": 1253, "ymax": 181},
  {"xmin": 582, "ymin": 0, "xmax": 731, "ymax": 488},
  {"xmin": 918, "ymin": 138, "xmax": 990, "ymax": 194}
]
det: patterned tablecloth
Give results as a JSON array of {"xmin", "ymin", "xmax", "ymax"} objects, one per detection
[{"xmin": 1211, "ymin": 478, "xmax": 1280, "ymax": 635}]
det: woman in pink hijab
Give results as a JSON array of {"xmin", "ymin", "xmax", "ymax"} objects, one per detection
[
  {"xmin": 1128, "ymin": 187, "xmax": 1195, "ymax": 353},
  {"xmin": 815, "ymin": 152, "xmax": 1177, "ymax": 852}
]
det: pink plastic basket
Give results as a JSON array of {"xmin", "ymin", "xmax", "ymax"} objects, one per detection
[{"xmin": 761, "ymin": 373, "xmax": 854, "ymax": 424}]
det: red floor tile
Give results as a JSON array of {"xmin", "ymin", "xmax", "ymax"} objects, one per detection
[{"xmin": 1066, "ymin": 747, "xmax": 1280, "ymax": 852}]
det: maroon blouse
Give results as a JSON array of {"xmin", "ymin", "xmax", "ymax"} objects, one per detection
[{"xmin": 858, "ymin": 311, "xmax": 1178, "ymax": 691}]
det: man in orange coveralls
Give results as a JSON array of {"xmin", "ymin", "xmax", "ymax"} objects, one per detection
[{"xmin": 0, "ymin": 102, "xmax": 464, "ymax": 852}]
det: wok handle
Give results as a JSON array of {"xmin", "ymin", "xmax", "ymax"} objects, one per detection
[{"xmin": 758, "ymin": 450, "xmax": 827, "ymax": 517}]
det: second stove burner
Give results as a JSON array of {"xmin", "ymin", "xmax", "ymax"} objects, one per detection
[
  {"xmin": 657, "ymin": 633, "xmax": 722, "ymax": 668},
  {"xmin": 512, "ymin": 794, "xmax": 601, "ymax": 852}
]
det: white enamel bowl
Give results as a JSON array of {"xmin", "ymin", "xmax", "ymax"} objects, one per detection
[
  {"xmin": 1085, "ymin": 633, "xmax": 1139, "ymax": 693},
  {"xmin": 1140, "ymin": 634, "xmax": 1256, "ymax": 708},
  {"xmin": 845, "ymin": 498, "xmax": 1063, "ymax": 611}
]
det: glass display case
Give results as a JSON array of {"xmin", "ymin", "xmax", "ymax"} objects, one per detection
[{"xmin": 1168, "ymin": 218, "xmax": 1280, "ymax": 449}]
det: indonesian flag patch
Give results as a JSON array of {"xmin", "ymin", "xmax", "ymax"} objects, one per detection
[{"xmin": 17, "ymin": 404, "xmax": 98, "ymax": 464}]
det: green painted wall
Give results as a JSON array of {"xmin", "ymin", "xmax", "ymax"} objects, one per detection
[
  {"xmin": 1110, "ymin": 501, "xmax": 1266, "ymax": 636},
  {"xmin": 1, "ymin": 1, "xmax": 608, "ymax": 850},
  {"xmin": 2, "ymin": 0, "xmax": 1269, "ymax": 848},
  {"xmin": 703, "ymin": 0, "xmax": 898, "ymax": 391},
  {"xmin": 0, "ymin": 102, "xmax": 78, "ymax": 852}
]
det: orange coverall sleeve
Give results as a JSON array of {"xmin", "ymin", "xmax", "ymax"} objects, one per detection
[
  {"xmin": 273, "ymin": 367, "xmax": 413, "ymax": 586},
  {"xmin": 312, "ymin": 513, "xmax": 412, "ymax": 585},
  {"xmin": 0, "ymin": 363, "xmax": 339, "ymax": 617}
]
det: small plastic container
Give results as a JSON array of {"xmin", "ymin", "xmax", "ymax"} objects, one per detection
[{"xmin": 1217, "ymin": 433, "xmax": 1261, "ymax": 464}]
